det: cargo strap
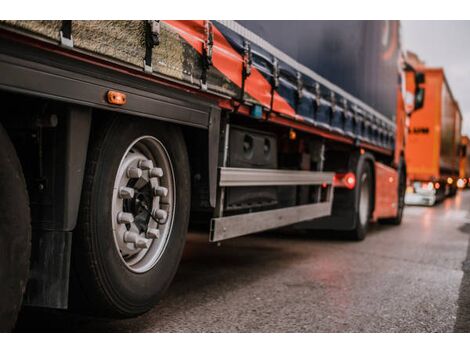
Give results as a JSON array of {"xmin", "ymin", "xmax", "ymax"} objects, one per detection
[
  {"xmin": 342, "ymin": 98, "xmax": 349, "ymax": 127},
  {"xmin": 60, "ymin": 20, "xmax": 73, "ymax": 48},
  {"xmin": 144, "ymin": 20, "xmax": 161, "ymax": 73},
  {"xmin": 314, "ymin": 82, "xmax": 321, "ymax": 111},
  {"xmin": 200, "ymin": 21, "xmax": 214, "ymax": 91},
  {"xmin": 330, "ymin": 92, "xmax": 336, "ymax": 111},
  {"xmin": 238, "ymin": 41, "xmax": 252, "ymax": 102},
  {"xmin": 296, "ymin": 72, "xmax": 303, "ymax": 100},
  {"xmin": 268, "ymin": 58, "xmax": 280, "ymax": 116},
  {"xmin": 295, "ymin": 72, "xmax": 303, "ymax": 113}
]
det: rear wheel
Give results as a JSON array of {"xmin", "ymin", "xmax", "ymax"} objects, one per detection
[
  {"xmin": 346, "ymin": 161, "xmax": 372, "ymax": 241},
  {"xmin": 73, "ymin": 116, "xmax": 190, "ymax": 318},
  {"xmin": 0, "ymin": 124, "xmax": 31, "ymax": 331},
  {"xmin": 448, "ymin": 184, "xmax": 457, "ymax": 197}
]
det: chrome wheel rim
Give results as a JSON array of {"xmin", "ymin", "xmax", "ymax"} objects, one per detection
[
  {"xmin": 111, "ymin": 136, "xmax": 175, "ymax": 273},
  {"xmin": 358, "ymin": 172, "xmax": 370, "ymax": 226}
]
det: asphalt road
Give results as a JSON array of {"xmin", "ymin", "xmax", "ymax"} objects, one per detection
[{"xmin": 16, "ymin": 191, "xmax": 470, "ymax": 332}]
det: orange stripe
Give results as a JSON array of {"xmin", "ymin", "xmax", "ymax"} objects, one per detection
[
  {"xmin": 164, "ymin": 20, "xmax": 205, "ymax": 53},
  {"xmin": 164, "ymin": 20, "xmax": 296, "ymax": 117}
]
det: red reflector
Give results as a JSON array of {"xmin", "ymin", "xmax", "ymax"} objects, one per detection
[
  {"xmin": 334, "ymin": 172, "xmax": 356, "ymax": 190},
  {"xmin": 344, "ymin": 172, "xmax": 356, "ymax": 189}
]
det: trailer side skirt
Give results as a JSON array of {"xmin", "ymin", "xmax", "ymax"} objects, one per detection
[{"xmin": 211, "ymin": 167, "xmax": 334, "ymax": 241}]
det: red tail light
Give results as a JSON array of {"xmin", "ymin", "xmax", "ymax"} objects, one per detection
[{"xmin": 334, "ymin": 172, "xmax": 356, "ymax": 190}]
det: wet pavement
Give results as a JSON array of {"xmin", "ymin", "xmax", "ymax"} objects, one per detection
[{"xmin": 16, "ymin": 191, "xmax": 470, "ymax": 332}]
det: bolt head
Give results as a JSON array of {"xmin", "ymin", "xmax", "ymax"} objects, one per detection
[
  {"xmin": 146, "ymin": 228, "xmax": 160, "ymax": 239},
  {"xmin": 153, "ymin": 186, "xmax": 168, "ymax": 197},
  {"xmin": 138, "ymin": 159, "xmax": 154, "ymax": 170},
  {"xmin": 119, "ymin": 187, "xmax": 135, "ymax": 199},
  {"xmin": 127, "ymin": 167, "xmax": 143, "ymax": 179},
  {"xmin": 135, "ymin": 239, "xmax": 149, "ymax": 249},
  {"xmin": 152, "ymin": 209, "xmax": 168, "ymax": 223},
  {"xmin": 117, "ymin": 212, "xmax": 134, "ymax": 224},
  {"xmin": 149, "ymin": 167, "xmax": 163, "ymax": 178},
  {"xmin": 123, "ymin": 231, "xmax": 139, "ymax": 243}
]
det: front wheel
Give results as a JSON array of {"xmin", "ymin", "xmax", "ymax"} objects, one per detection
[
  {"xmin": 346, "ymin": 161, "xmax": 372, "ymax": 241},
  {"xmin": 73, "ymin": 116, "xmax": 190, "ymax": 318}
]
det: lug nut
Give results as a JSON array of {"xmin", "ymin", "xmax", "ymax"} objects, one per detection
[
  {"xmin": 146, "ymin": 228, "xmax": 160, "ymax": 239},
  {"xmin": 138, "ymin": 159, "xmax": 154, "ymax": 170},
  {"xmin": 117, "ymin": 212, "xmax": 134, "ymax": 224},
  {"xmin": 123, "ymin": 231, "xmax": 139, "ymax": 243},
  {"xmin": 149, "ymin": 167, "xmax": 163, "ymax": 178},
  {"xmin": 127, "ymin": 166, "xmax": 143, "ymax": 179},
  {"xmin": 153, "ymin": 186, "xmax": 168, "ymax": 197},
  {"xmin": 152, "ymin": 209, "xmax": 168, "ymax": 223},
  {"xmin": 135, "ymin": 239, "xmax": 149, "ymax": 249},
  {"xmin": 119, "ymin": 186, "xmax": 135, "ymax": 199}
]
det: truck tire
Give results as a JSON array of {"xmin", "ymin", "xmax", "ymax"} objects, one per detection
[
  {"xmin": 0, "ymin": 124, "xmax": 31, "ymax": 331},
  {"xmin": 72, "ymin": 116, "xmax": 190, "ymax": 318},
  {"xmin": 379, "ymin": 161, "xmax": 406, "ymax": 225},
  {"xmin": 346, "ymin": 160, "xmax": 373, "ymax": 241},
  {"xmin": 448, "ymin": 184, "xmax": 457, "ymax": 197}
]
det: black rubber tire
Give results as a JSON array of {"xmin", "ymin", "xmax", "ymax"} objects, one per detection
[
  {"xmin": 72, "ymin": 116, "xmax": 190, "ymax": 318},
  {"xmin": 379, "ymin": 161, "xmax": 406, "ymax": 225},
  {"xmin": 448, "ymin": 184, "xmax": 458, "ymax": 197},
  {"xmin": 0, "ymin": 124, "xmax": 31, "ymax": 332},
  {"xmin": 346, "ymin": 160, "xmax": 373, "ymax": 241}
]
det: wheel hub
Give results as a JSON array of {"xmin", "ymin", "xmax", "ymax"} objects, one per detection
[{"xmin": 111, "ymin": 136, "xmax": 175, "ymax": 273}]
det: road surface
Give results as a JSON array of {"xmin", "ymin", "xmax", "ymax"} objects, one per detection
[{"xmin": 16, "ymin": 191, "xmax": 470, "ymax": 332}]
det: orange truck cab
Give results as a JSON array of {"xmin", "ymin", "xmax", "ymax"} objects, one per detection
[{"xmin": 405, "ymin": 68, "xmax": 462, "ymax": 206}]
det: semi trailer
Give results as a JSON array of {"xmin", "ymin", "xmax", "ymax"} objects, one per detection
[
  {"xmin": 405, "ymin": 67, "xmax": 462, "ymax": 206},
  {"xmin": 0, "ymin": 20, "xmax": 423, "ymax": 330}
]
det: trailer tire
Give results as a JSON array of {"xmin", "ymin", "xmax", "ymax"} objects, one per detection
[
  {"xmin": 346, "ymin": 160, "xmax": 373, "ymax": 241},
  {"xmin": 73, "ymin": 116, "xmax": 190, "ymax": 318},
  {"xmin": 0, "ymin": 124, "xmax": 31, "ymax": 332}
]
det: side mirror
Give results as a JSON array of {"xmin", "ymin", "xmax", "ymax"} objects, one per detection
[
  {"xmin": 413, "ymin": 72, "xmax": 425, "ymax": 111},
  {"xmin": 415, "ymin": 72, "xmax": 425, "ymax": 85},
  {"xmin": 414, "ymin": 87, "xmax": 425, "ymax": 111},
  {"xmin": 460, "ymin": 144, "xmax": 467, "ymax": 157}
]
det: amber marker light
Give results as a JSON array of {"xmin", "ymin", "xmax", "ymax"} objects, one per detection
[
  {"xmin": 447, "ymin": 177, "xmax": 454, "ymax": 185},
  {"xmin": 289, "ymin": 129, "xmax": 297, "ymax": 140},
  {"xmin": 107, "ymin": 90, "xmax": 127, "ymax": 106}
]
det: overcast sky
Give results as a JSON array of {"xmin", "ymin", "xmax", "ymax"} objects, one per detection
[{"xmin": 401, "ymin": 21, "xmax": 470, "ymax": 136}]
